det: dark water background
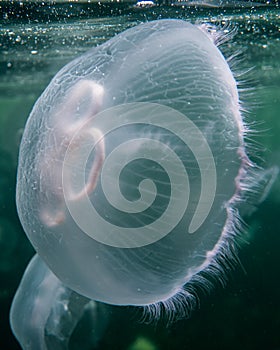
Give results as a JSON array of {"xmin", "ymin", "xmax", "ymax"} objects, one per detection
[{"xmin": 0, "ymin": 1, "xmax": 280, "ymax": 349}]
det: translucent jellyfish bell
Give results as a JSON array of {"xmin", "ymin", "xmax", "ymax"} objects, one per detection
[
  {"xmin": 15, "ymin": 19, "xmax": 275, "ymax": 314},
  {"xmin": 10, "ymin": 254, "xmax": 109, "ymax": 350}
]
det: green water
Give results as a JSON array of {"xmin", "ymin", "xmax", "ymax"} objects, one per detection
[{"xmin": 0, "ymin": 3, "xmax": 279, "ymax": 349}]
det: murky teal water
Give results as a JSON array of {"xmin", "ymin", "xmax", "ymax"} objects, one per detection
[{"xmin": 0, "ymin": 3, "xmax": 279, "ymax": 349}]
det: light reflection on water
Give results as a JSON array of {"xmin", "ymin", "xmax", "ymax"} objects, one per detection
[{"xmin": 0, "ymin": 6, "xmax": 279, "ymax": 94}]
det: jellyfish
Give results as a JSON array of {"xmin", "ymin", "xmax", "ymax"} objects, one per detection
[
  {"xmin": 10, "ymin": 254, "xmax": 109, "ymax": 350},
  {"xmin": 11, "ymin": 19, "xmax": 277, "ymax": 347}
]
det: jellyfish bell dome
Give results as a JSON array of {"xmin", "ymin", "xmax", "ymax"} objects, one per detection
[{"xmin": 17, "ymin": 19, "xmax": 253, "ymax": 309}]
